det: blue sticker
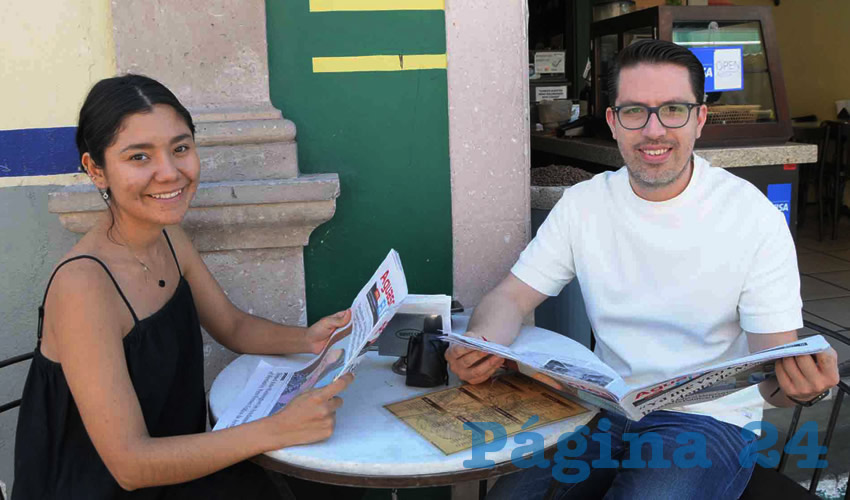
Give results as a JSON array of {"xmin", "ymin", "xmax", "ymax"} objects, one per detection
[
  {"xmin": 689, "ymin": 47, "xmax": 744, "ymax": 93},
  {"xmin": 767, "ymin": 183, "xmax": 792, "ymax": 226}
]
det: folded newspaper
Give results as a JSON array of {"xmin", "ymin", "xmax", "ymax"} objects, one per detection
[
  {"xmin": 213, "ymin": 249, "xmax": 451, "ymax": 431},
  {"xmin": 443, "ymin": 332, "xmax": 831, "ymax": 420}
]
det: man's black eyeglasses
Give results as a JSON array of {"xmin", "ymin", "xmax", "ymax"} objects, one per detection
[{"xmin": 611, "ymin": 103, "xmax": 700, "ymax": 130}]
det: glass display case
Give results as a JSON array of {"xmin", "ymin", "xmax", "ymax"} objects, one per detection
[{"xmin": 590, "ymin": 6, "xmax": 792, "ymax": 146}]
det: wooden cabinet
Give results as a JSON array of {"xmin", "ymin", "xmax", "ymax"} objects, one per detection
[{"xmin": 590, "ymin": 6, "xmax": 792, "ymax": 146}]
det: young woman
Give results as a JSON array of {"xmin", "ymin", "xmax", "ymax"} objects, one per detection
[{"xmin": 14, "ymin": 74, "xmax": 354, "ymax": 499}]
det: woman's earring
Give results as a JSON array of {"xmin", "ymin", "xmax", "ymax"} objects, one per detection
[{"xmin": 102, "ymin": 191, "xmax": 109, "ymax": 201}]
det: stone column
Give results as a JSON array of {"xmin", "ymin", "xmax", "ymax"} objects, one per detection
[
  {"xmin": 49, "ymin": 0, "xmax": 340, "ymax": 388},
  {"xmin": 445, "ymin": 0, "xmax": 531, "ymax": 307}
]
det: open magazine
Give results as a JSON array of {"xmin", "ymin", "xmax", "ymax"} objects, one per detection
[
  {"xmin": 444, "ymin": 332, "xmax": 831, "ymax": 420},
  {"xmin": 213, "ymin": 249, "xmax": 451, "ymax": 431}
]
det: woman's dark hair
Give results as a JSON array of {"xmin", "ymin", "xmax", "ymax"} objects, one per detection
[
  {"xmin": 76, "ymin": 75, "xmax": 195, "ymax": 240},
  {"xmin": 75, "ymin": 74, "xmax": 195, "ymax": 169},
  {"xmin": 608, "ymin": 39, "xmax": 705, "ymax": 106}
]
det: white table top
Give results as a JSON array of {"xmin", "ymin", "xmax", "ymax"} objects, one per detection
[{"xmin": 208, "ymin": 316, "xmax": 596, "ymax": 479}]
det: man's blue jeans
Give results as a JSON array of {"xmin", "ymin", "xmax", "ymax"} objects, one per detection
[{"xmin": 487, "ymin": 410, "xmax": 758, "ymax": 500}]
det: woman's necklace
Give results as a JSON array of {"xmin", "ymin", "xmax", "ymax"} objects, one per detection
[
  {"xmin": 114, "ymin": 227, "xmax": 166, "ymax": 288},
  {"xmin": 132, "ymin": 255, "xmax": 166, "ymax": 288}
]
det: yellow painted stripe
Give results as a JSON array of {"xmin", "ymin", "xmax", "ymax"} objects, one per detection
[
  {"xmin": 309, "ymin": 0, "xmax": 444, "ymax": 12},
  {"xmin": 0, "ymin": 173, "xmax": 90, "ymax": 188},
  {"xmin": 0, "ymin": 0, "xmax": 116, "ymax": 130},
  {"xmin": 312, "ymin": 54, "xmax": 446, "ymax": 73}
]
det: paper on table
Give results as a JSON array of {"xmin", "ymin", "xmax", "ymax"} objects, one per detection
[{"xmin": 384, "ymin": 372, "xmax": 588, "ymax": 455}]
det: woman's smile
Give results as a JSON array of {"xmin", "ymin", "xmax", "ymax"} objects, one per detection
[{"xmin": 148, "ymin": 187, "xmax": 185, "ymax": 201}]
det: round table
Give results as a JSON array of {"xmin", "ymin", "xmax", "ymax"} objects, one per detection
[{"xmin": 208, "ymin": 316, "xmax": 597, "ymax": 488}]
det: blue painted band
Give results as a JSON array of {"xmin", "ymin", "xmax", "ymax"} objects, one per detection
[{"xmin": 0, "ymin": 127, "xmax": 79, "ymax": 177}]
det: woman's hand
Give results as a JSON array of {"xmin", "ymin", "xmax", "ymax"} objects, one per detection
[
  {"xmin": 303, "ymin": 309, "xmax": 352, "ymax": 355},
  {"xmin": 269, "ymin": 373, "xmax": 354, "ymax": 448}
]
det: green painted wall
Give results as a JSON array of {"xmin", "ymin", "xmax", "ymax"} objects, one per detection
[{"xmin": 265, "ymin": 2, "xmax": 453, "ymax": 323}]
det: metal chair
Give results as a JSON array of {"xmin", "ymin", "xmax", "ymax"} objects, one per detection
[
  {"xmin": 0, "ymin": 351, "xmax": 34, "ymax": 500},
  {"xmin": 784, "ymin": 320, "xmax": 849, "ymax": 497},
  {"xmin": 742, "ymin": 320, "xmax": 849, "ymax": 499},
  {"xmin": 792, "ymin": 121, "xmax": 826, "ymax": 231}
]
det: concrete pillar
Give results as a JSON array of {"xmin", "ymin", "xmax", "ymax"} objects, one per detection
[
  {"xmin": 446, "ymin": 0, "xmax": 531, "ymax": 307},
  {"xmin": 49, "ymin": 0, "xmax": 340, "ymax": 387}
]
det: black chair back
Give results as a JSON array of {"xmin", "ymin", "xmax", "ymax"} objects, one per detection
[
  {"xmin": 771, "ymin": 320, "xmax": 850, "ymax": 497},
  {"xmin": 0, "ymin": 352, "xmax": 33, "ymax": 414},
  {"xmin": 1, "ymin": 351, "xmax": 33, "ymax": 500}
]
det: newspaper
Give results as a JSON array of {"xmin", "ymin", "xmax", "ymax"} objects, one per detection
[
  {"xmin": 444, "ymin": 332, "xmax": 832, "ymax": 420},
  {"xmin": 213, "ymin": 249, "xmax": 409, "ymax": 431}
]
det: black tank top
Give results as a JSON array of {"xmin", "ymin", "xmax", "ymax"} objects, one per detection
[{"xmin": 12, "ymin": 230, "xmax": 279, "ymax": 499}]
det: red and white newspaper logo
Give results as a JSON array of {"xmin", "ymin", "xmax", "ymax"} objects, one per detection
[{"xmin": 380, "ymin": 270, "xmax": 396, "ymax": 306}]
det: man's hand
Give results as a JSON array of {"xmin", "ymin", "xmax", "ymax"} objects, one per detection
[
  {"xmin": 303, "ymin": 309, "xmax": 352, "ymax": 355},
  {"xmin": 445, "ymin": 274, "xmax": 549, "ymax": 384},
  {"xmin": 445, "ymin": 335, "xmax": 505, "ymax": 385},
  {"xmin": 775, "ymin": 348, "xmax": 840, "ymax": 402}
]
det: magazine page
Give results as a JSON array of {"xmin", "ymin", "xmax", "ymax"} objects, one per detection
[
  {"xmin": 520, "ymin": 351, "xmax": 625, "ymax": 397},
  {"xmin": 621, "ymin": 335, "xmax": 831, "ymax": 418},
  {"xmin": 213, "ymin": 329, "xmax": 350, "ymax": 430},
  {"xmin": 567, "ymin": 387, "xmax": 639, "ymax": 419},
  {"xmin": 442, "ymin": 333, "xmax": 626, "ymax": 400},
  {"xmin": 332, "ymin": 249, "xmax": 409, "ymax": 379},
  {"xmin": 212, "ymin": 360, "xmax": 291, "ymax": 430},
  {"xmin": 442, "ymin": 333, "xmax": 521, "ymax": 362},
  {"xmin": 660, "ymin": 362, "xmax": 774, "ymax": 407},
  {"xmin": 213, "ymin": 249, "xmax": 409, "ymax": 430}
]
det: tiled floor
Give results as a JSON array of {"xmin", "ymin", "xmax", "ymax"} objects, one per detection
[
  {"xmin": 796, "ymin": 209, "xmax": 850, "ymax": 341},
  {"xmin": 762, "ymin": 207, "xmax": 850, "ymax": 494}
]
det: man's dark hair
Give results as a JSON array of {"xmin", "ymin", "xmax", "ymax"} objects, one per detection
[{"xmin": 608, "ymin": 39, "xmax": 705, "ymax": 106}]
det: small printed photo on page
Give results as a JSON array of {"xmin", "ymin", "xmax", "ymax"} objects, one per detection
[
  {"xmin": 367, "ymin": 283, "xmax": 382, "ymax": 325},
  {"xmin": 542, "ymin": 359, "xmax": 614, "ymax": 387},
  {"xmin": 271, "ymin": 349, "xmax": 345, "ymax": 412}
]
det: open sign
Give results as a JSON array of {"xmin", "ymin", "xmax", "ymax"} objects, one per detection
[{"xmin": 689, "ymin": 46, "xmax": 744, "ymax": 93}]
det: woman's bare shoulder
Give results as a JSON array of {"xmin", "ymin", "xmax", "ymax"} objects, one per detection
[
  {"xmin": 50, "ymin": 229, "xmax": 108, "ymax": 283},
  {"xmin": 163, "ymin": 224, "xmax": 202, "ymax": 274},
  {"xmin": 163, "ymin": 224, "xmax": 192, "ymax": 251},
  {"xmin": 40, "ymin": 256, "xmax": 130, "ymax": 361},
  {"xmin": 41, "ymin": 232, "xmax": 133, "ymax": 352},
  {"xmin": 45, "ymin": 250, "xmax": 125, "ymax": 316}
]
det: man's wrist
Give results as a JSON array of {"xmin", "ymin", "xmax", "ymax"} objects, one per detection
[{"xmin": 787, "ymin": 389, "xmax": 830, "ymax": 407}]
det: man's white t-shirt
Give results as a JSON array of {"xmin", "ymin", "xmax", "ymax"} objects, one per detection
[{"xmin": 512, "ymin": 154, "xmax": 803, "ymax": 428}]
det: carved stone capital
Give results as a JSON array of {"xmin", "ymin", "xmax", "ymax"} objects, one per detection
[{"xmin": 48, "ymin": 174, "xmax": 340, "ymax": 252}]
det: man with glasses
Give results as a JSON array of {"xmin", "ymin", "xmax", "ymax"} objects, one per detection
[{"xmin": 447, "ymin": 39, "xmax": 838, "ymax": 499}]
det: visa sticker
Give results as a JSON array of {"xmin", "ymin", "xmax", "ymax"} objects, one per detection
[{"xmin": 767, "ymin": 183, "xmax": 792, "ymax": 226}]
